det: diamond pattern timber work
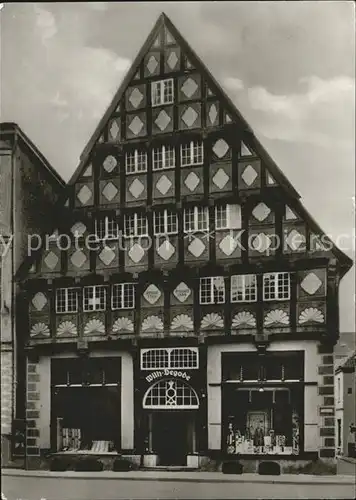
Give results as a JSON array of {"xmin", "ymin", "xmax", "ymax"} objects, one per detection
[
  {"xmin": 155, "ymin": 110, "xmax": 171, "ymax": 131},
  {"xmin": 146, "ymin": 55, "xmax": 159, "ymax": 74},
  {"xmin": 251, "ymin": 233, "xmax": 272, "ymax": 253},
  {"xmin": 129, "ymin": 87, "xmax": 144, "ymax": 109},
  {"xmin": 82, "ymin": 165, "xmax": 92, "ymax": 177},
  {"xmin": 181, "ymin": 107, "xmax": 198, "ymax": 127},
  {"xmin": 241, "ymin": 165, "xmax": 258, "ymax": 186},
  {"xmin": 188, "ymin": 238, "xmax": 205, "ymax": 257},
  {"xmin": 129, "ymin": 178, "xmax": 145, "ymax": 199},
  {"xmin": 128, "ymin": 116, "xmax": 144, "ymax": 136},
  {"xmin": 128, "ymin": 243, "xmax": 144, "ymax": 263},
  {"xmin": 109, "ymin": 120, "xmax": 120, "ymax": 140},
  {"xmin": 212, "ymin": 168, "xmax": 229, "ymax": 189},
  {"xmin": 77, "ymin": 185, "xmax": 92, "ymax": 205},
  {"xmin": 31, "ymin": 292, "xmax": 47, "ymax": 311},
  {"xmin": 103, "ymin": 155, "xmax": 117, "ymax": 173},
  {"xmin": 99, "ymin": 246, "xmax": 116, "ymax": 266},
  {"xmin": 71, "ymin": 222, "xmax": 86, "ymax": 236},
  {"xmin": 208, "ymin": 104, "xmax": 218, "ymax": 125},
  {"xmin": 102, "ymin": 182, "xmax": 118, "ymax": 202},
  {"xmin": 285, "ymin": 206, "xmax": 297, "ymax": 220},
  {"xmin": 285, "ymin": 229, "xmax": 306, "ymax": 251},
  {"xmin": 44, "ymin": 251, "xmax": 59, "ymax": 270},
  {"xmin": 173, "ymin": 282, "xmax": 191, "ymax": 303},
  {"xmin": 300, "ymin": 272, "xmax": 322, "ymax": 295},
  {"xmin": 156, "ymin": 175, "xmax": 172, "ymax": 195},
  {"xmin": 252, "ymin": 203, "xmax": 271, "ymax": 222},
  {"xmin": 212, "ymin": 139, "xmax": 229, "ymax": 158},
  {"xmin": 143, "ymin": 284, "xmax": 161, "ymax": 304},
  {"xmin": 70, "ymin": 249, "xmax": 87, "ymax": 268},
  {"xmin": 157, "ymin": 241, "xmax": 175, "ymax": 260},
  {"xmin": 184, "ymin": 172, "xmax": 200, "ymax": 192},
  {"xmin": 167, "ymin": 51, "xmax": 179, "ymax": 69},
  {"xmin": 181, "ymin": 78, "xmax": 198, "ymax": 98},
  {"xmin": 219, "ymin": 235, "xmax": 237, "ymax": 256}
]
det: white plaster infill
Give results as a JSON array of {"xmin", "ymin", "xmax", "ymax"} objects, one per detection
[{"xmin": 1, "ymin": 469, "xmax": 354, "ymax": 485}]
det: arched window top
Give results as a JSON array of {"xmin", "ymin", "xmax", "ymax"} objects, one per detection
[{"xmin": 143, "ymin": 379, "xmax": 199, "ymax": 409}]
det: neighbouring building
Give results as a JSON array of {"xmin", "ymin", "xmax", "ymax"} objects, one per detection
[
  {"xmin": 0, "ymin": 123, "xmax": 65, "ymax": 465},
  {"xmin": 16, "ymin": 14, "xmax": 353, "ymax": 471},
  {"xmin": 335, "ymin": 352, "xmax": 356, "ymax": 457}
]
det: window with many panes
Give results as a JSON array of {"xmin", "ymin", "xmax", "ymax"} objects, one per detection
[
  {"xmin": 153, "ymin": 209, "xmax": 178, "ymax": 235},
  {"xmin": 83, "ymin": 285, "xmax": 107, "ymax": 312},
  {"xmin": 151, "ymin": 79, "xmax": 174, "ymax": 106},
  {"xmin": 94, "ymin": 216, "xmax": 119, "ymax": 240},
  {"xmin": 56, "ymin": 288, "xmax": 78, "ymax": 313},
  {"xmin": 124, "ymin": 213, "xmax": 148, "ymax": 237},
  {"xmin": 152, "ymin": 145, "xmax": 175, "ymax": 170},
  {"xmin": 111, "ymin": 283, "xmax": 135, "ymax": 310},
  {"xmin": 180, "ymin": 141, "xmax": 204, "ymax": 167},
  {"xmin": 125, "ymin": 150, "xmax": 147, "ymax": 174},
  {"xmin": 141, "ymin": 347, "xmax": 199, "ymax": 370},
  {"xmin": 184, "ymin": 206, "xmax": 209, "ymax": 232},
  {"xmin": 263, "ymin": 272, "xmax": 290, "ymax": 301},
  {"xmin": 199, "ymin": 276, "xmax": 225, "ymax": 304},
  {"xmin": 215, "ymin": 204, "xmax": 241, "ymax": 230},
  {"xmin": 231, "ymin": 275, "xmax": 257, "ymax": 303}
]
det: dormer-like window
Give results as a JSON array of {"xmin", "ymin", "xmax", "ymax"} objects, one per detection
[
  {"xmin": 94, "ymin": 216, "xmax": 119, "ymax": 240},
  {"xmin": 152, "ymin": 145, "xmax": 175, "ymax": 170},
  {"xmin": 263, "ymin": 272, "xmax": 290, "ymax": 301},
  {"xmin": 180, "ymin": 140, "xmax": 203, "ymax": 167},
  {"xmin": 125, "ymin": 150, "xmax": 147, "ymax": 174},
  {"xmin": 151, "ymin": 79, "xmax": 174, "ymax": 106},
  {"xmin": 124, "ymin": 213, "xmax": 148, "ymax": 237}
]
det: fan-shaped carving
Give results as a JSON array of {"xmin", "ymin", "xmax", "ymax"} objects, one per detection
[
  {"xmin": 170, "ymin": 314, "xmax": 194, "ymax": 331},
  {"xmin": 264, "ymin": 309, "xmax": 290, "ymax": 326},
  {"xmin": 141, "ymin": 315, "xmax": 164, "ymax": 331},
  {"xmin": 84, "ymin": 319, "xmax": 105, "ymax": 335},
  {"xmin": 232, "ymin": 311, "xmax": 256, "ymax": 328},
  {"xmin": 298, "ymin": 307, "xmax": 324, "ymax": 324},
  {"xmin": 201, "ymin": 313, "xmax": 224, "ymax": 329},
  {"xmin": 30, "ymin": 322, "xmax": 50, "ymax": 337},
  {"xmin": 56, "ymin": 321, "xmax": 77, "ymax": 337},
  {"xmin": 112, "ymin": 317, "xmax": 134, "ymax": 333}
]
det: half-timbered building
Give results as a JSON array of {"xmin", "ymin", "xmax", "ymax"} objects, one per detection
[{"xmin": 17, "ymin": 14, "xmax": 352, "ymax": 471}]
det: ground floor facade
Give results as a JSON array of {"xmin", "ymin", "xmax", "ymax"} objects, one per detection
[{"xmin": 22, "ymin": 339, "xmax": 337, "ymax": 470}]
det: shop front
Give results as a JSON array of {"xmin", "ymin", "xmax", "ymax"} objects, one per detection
[{"xmin": 136, "ymin": 346, "xmax": 206, "ymax": 467}]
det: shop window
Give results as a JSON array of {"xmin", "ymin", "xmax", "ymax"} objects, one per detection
[
  {"xmin": 143, "ymin": 379, "xmax": 199, "ymax": 409},
  {"xmin": 199, "ymin": 276, "xmax": 225, "ymax": 304},
  {"xmin": 111, "ymin": 283, "xmax": 135, "ymax": 310},
  {"xmin": 141, "ymin": 347, "xmax": 199, "ymax": 370}
]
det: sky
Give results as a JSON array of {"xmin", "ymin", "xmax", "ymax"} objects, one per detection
[{"xmin": 1, "ymin": 1, "xmax": 355, "ymax": 332}]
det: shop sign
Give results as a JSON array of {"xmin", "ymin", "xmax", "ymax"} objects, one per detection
[
  {"xmin": 145, "ymin": 369, "xmax": 191, "ymax": 383},
  {"xmin": 143, "ymin": 284, "xmax": 161, "ymax": 305},
  {"xmin": 173, "ymin": 282, "xmax": 191, "ymax": 303}
]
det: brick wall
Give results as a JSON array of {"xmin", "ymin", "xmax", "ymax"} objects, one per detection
[
  {"xmin": 1, "ymin": 350, "xmax": 13, "ymax": 434},
  {"xmin": 317, "ymin": 344, "xmax": 335, "ymax": 459},
  {"xmin": 25, "ymin": 358, "xmax": 41, "ymax": 468}
]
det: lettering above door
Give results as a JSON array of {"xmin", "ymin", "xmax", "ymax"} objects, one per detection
[{"xmin": 145, "ymin": 369, "xmax": 191, "ymax": 383}]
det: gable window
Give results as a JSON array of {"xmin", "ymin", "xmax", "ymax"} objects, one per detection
[
  {"xmin": 184, "ymin": 206, "xmax": 209, "ymax": 233},
  {"xmin": 83, "ymin": 285, "xmax": 107, "ymax": 312},
  {"xmin": 94, "ymin": 216, "xmax": 119, "ymax": 240},
  {"xmin": 154, "ymin": 209, "xmax": 178, "ymax": 235},
  {"xmin": 215, "ymin": 204, "xmax": 241, "ymax": 230},
  {"xmin": 152, "ymin": 145, "xmax": 175, "ymax": 170},
  {"xmin": 231, "ymin": 275, "xmax": 257, "ymax": 303},
  {"xmin": 151, "ymin": 78, "xmax": 174, "ymax": 106},
  {"xmin": 263, "ymin": 272, "xmax": 290, "ymax": 301},
  {"xmin": 125, "ymin": 150, "xmax": 147, "ymax": 174},
  {"xmin": 181, "ymin": 140, "xmax": 203, "ymax": 167},
  {"xmin": 56, "ymin": 288, "xmax": 78, "ymax": 313},
  {"xmin": 200, "ymin": 276, "xmax": 225, "ymax": 305},
  {"xmin": 124, "ymin": 213, "xmax": 148, "ymax": 237},
  {"xmin": 111, "ymin": 283, "xmax": 135, "ymax": 310}
]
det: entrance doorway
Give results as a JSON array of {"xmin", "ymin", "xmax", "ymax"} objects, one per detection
[{"xmin": 151, "ymin": 412, "xmax": 195, "ymax": 466}]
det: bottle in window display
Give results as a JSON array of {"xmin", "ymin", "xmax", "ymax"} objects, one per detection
[
  {"xmin": 253, "ymin": 421, "xmax": 265, "ymax": 449},
  {"xmin": 226, "ymin": 422, "xmax": 236, "ymax": 454},
  {"xmin": 292, "ymin": 410, "xmax": 300, "ymax": 454}
]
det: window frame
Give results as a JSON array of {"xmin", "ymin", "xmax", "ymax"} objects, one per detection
[
  {"xmin": 180, "ymin": 140, "xmax": 204, "ymax": 167},
  {"xmin": 111, "ymin": 283, "xmax": 135, "ymax": 310},
  {"xmin": 153, "ymin": 209, "xmax": 178, "ymax": 235},
  {"xmin": 231, "ymin": 274, "xmax": 257, "ymax": 303},
  {"xmin": 152, "ymin": 144, "xmax": 176, "ymax": 171},
  {"xmin": 140, "ymin": 347, "xmax": 199, "ymax": 370},
  {"xmin": 125, "ymin": 149, "xmax": 148, "ymax": 174},
  {"xmin": 263, "ymin": 272, "xmax": 291, "ymax": 301},
  {"xmin": 183, "ymin": 206, "xmax": 209, "ymax": 233},
  {"xmin": 199, "ymin": 276, "xmax": 226, "ymax": 305},
  {"xmin": 83, "ymin": 285, "xmax": 107, "ymax": 312},
  {"xmin": 151, "ymin": 78, "xmax": 174, "ymax": 107},
  {"xmin": 55, "ymin": 288, "xmax": 79, "ymax": 314},
  {"xmin": 94, "ymin": 216, "xmax": 119, "ymax": 241},
  {"xmin": 215, "ymin": 204, "xmax": 241, "ymax": 230},
  {"xmin": 124, "ymin": 212, "xmax": 148, "ymax": 237}
]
